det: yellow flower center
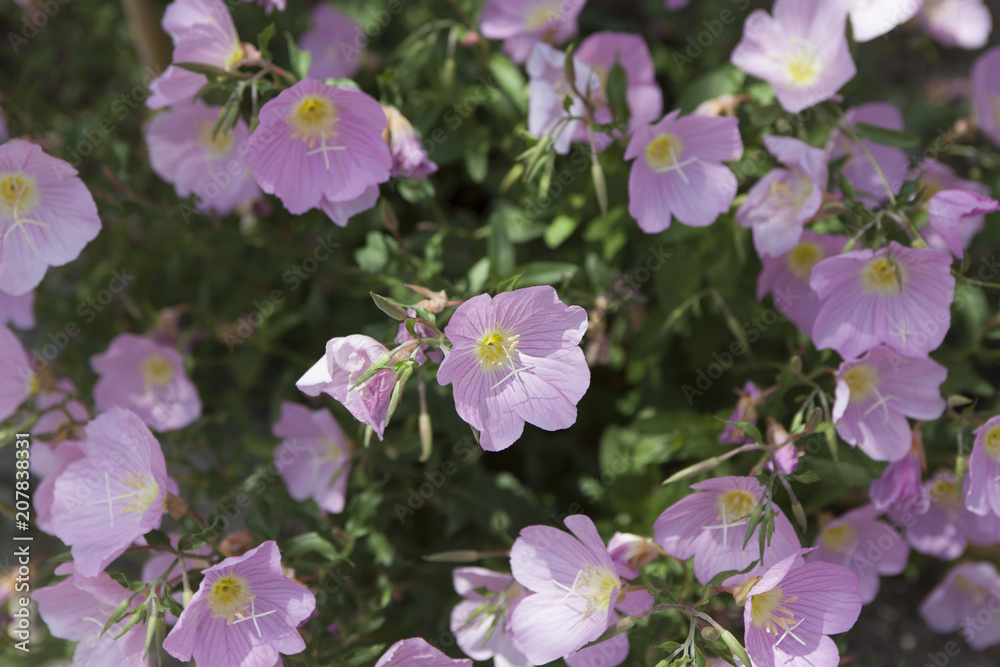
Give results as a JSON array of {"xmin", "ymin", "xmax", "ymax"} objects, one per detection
[
  {"xmin": 207, "ymin": 574, "xmax": 252, "ymax": 621},
  {"xmin": 843, "ymin": 364, "xmax": 878, "ymax": 403},
  {"xmin": 141, "ymin": 355, "xmax": 174, "ymax": 387},
  {"xmin": 716, "ymin": 489, "xmax": 756, "ymax": 522},
  {"xmin": 646, "ymin": 133, "xmax": 684, "ymax": 172},
  {"xmin": 525, "ymin": 3, "xmax": 559, "ymax": 30},
  {"xmin": 475, "ymin": 328, "xmax": 519, "ymax": 368},
  {"xmin": 750, "ymin": 586, "xmax": 800, "ymax": 636},
  {"xmin": 930, "ymin": 479, "xmax": 958, "ymax": 508},
  {"xmin": 288, "ymin": 95, "xmax": 339, "ymax": 147},
  {"xmin": 953, "ymin": 574, "xmax": 989, "ymax": 604},
  {"xmin": 786, "ymin": 241, "xmax": 825, "ymax": 279},
  {"xmin": 785, "ymin": 40, "xmax": 820, "ymax": 87},
  {"xmin": 0, "ymin": 172, "xmax": 39, "ymax": 217},
  {"xmin": 984, "ymin": 427, "xmax": 1000, "ymax": 463},
  {"xmin": 566, "ymin": 565, "xmax": 621, "ymax": 620},
  {"xmin": 198, "ymin": 123, "xmax": 235, "ymax": 155},
  {"xmin": 119, "ymin": 471, "xmax": 161, "ymax": 515},
  {"xmin": 820, "ymin": 523, "xmax": 857, "ymax": 552},
  {"xmin": 862, "ymin": 257, "xmax": 906, "ymax": 294}
]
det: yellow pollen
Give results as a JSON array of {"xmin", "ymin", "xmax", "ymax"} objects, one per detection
[
  {"xmin": 475, "ymin": 328, "xmax": 519, "ymax": 368},
  {"xmin": 785, "ymin": 40, "xmax": 820, "ymax": 86},
  {"xmin": 141, "ymin": 355, "xmax": 174, "ymax": 387},
  {"xmin": 119, "ymin": 471, "xmax": 160, "ymax": 515},
  {"xmin": 983, "ymin": 426, "xmax": 1000, "ymax": 462},
  {"xmin": 207, "ymin": 574, "xmax": 252, "ymax": 622},
  {"xmin": 820, "ymin": 523, "xmax": 857, "ymax": 552},
  {"xmin": 787, "ymin": 242, "xmax": 825, "ymax": 279},
  {"xmin": 563, "ymin": 566, "xmax": 621, "ymax": 620},
  {"xmin": 716, "ymin": 490, "xmax": 756, "ymax": 522},
  {"xmin": 26, "ymin": 373, "xmax": 40, "ymax": 396},
  {"xmin": 198, "ymin": 123, "xmax": 235, "ymax": 155},
  {"xmin": 646, "ymin": 133, "xmax": 684, "ymax": 172},
  {"xmin": 930, "ymin": 479, "xmax": 957, "ymax": 505},
  {"xmin": 288, "ymin": 95, "xmax": 339, "ymax": 147},
  {"xmin": 843, "ymin": 364, "xmax": 878, "ymax": 403},
  {"xmin": 750, "ymin": 586, "xmax": 800, "ymax": 636},
  {"xmin": 525, "ymin": 3, "xmax": 559, "ymax": 30},
  {"xmin": 862, "ymin": 257, "xmax": 906, "ymax": 294},
  {"xmin": 0, "ymin": 172, "xmax": 39, "ymax": 218}
]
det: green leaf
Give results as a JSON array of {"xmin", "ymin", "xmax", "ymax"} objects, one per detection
[
  {"xmin": 790, "ymin": 470, "xmax": 820, "ymax": 484},
  {"xmin": 854, "ymin": 122, "xmax": 920, "ymax": 149},
  {"xmin": 257, "ymin": 24, "xmax": 276, "ymax": 61},
  {"xmin": 544, "ymin": 214, "xmax": 580, "ymax": 249},
  {"xmin": 722, "ymin": 419, "xmax": 763, "ymax": 444},
  {"xmin": 143, "ymin": 529, "xmax": 172, "ymax": 550},
  {"xmin": 607, "ymin": 59, "xmax": 629, "ymax": 126},
  {"xmin": 285, "ymin": 31, "xmax": 311, "ymax": 80},
  {"xmin": 370, "ymin": 292, "xmax": 409, "ymax": 321},
  {"xmin": 283, "ymin": 532, "xmax": 341, "ymax": 562}
]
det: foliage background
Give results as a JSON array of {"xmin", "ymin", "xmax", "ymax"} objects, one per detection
[{"xmin": 2, "ymin": 0, "xmax": 1000, "ymax": 665}]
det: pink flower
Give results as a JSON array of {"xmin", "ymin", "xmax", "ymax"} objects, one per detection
[
  {"xmin": 869, "ymin": 432, "xmax": 929, "ymax": 514},
  {"xmin": 526, "ymin": 44, "xmax": 601, "ymax": 155},
  {"xmin": 625, "ymin": 110, "xmax": 742, "ymax": 233},
  {"xmin": 973, "ymin": 47, "xmax": 1000, "ymax": 147},
  {"xmin": 810, "ymin": 241, "xmax": 955, "ymax": 359},
  {"xmin": 574, "ymin": 32, "xmax": 663, "ymax": 141},
  {"xmin": 437, "ymin": 286, "xmax": 590, "ymax": 452},
  {"xmin": 919, "ymin": 0, "xmax": 992, "ymax": 50},
  {"xmin": 0, "ymin": 140, "xmax": 101, "ymax": 295},
  {"xmin": 0, "ymin": 288, "xmax": 34, "ymax": 329},
  {"xmin": 848, "ymin": 0, "xmax": 921, "ymax": 42},
  {"xmin": 720, "ymin": 381, "xmax": 764, "ymax": 445},
  {"xmin": 903, "ymin": 471, "xmax": 1000, "ymax": 559},
  {"xmin": 244, "ymin": 0, "xmax": 285, "ymax": 14},
  {"xmin": 480, "ymin": 0, "xmax": 585, "ymax": 64},
  {"xmin": 296, "ymin": 334, "xmax": 396, "ymax": 440},
  {"xmin": 33, "ymin": 440, "xmax": 85, "ymax": 535},
  {"xmin": 806, "ymin": 505, "xmax": 908, "ymax": 604},
  {"xmin": 765, "ymin": 420, "xmax": 800, "ymax": 476},
  {"xmin": 731, "ymin": 0, "xmax": 856, "ymax": 114},
  {"xmin": 743, "ymin": 549, "xmax": 862, "ymax": 667},
  {"xmin": 384, "ymin": 106, "xmax": 438, "ymax": 181},
  {"xmin": 0, "ymin": 325, "xmax": 33, "ymax": 422},
  {"xmin": 91, "ymin": 333, "xmax": 202, "ymax": 431},
  {"xmin": 509, "ymin": 515, "xmax": 649, "ymax": 665},
  {"xmin": 300, "ymin": 4, "xmax": 360, "ymax": 80},
  {"xmin": 756, "ymin": 232, "xmax": 848, "ymax": 337},
  {"xmin": 653, "ymin": 476, "xmax": 801, "ymax": 587},
  {"xmin": 737, "ymin": 135, "xmax": 828, "ymax": 257},
  {"xmin": 33, "ymin": 562, "xmax": 148, "ymax": 666},
  {"xmin": 914, "ymin": 159, "xmax": 992, "ymax": 253},
  {"xmin": 833, "ymin": 346, "xmax": 946, "ymax": 462},
  {"xmin": 450, "ymin": 567, "xmax": 530, "ymax": 667},
  {"xmin": 247, "ymin": 78, "xmax": 391, "ymax": 225},
  {"xmin": 606, "ymin": 532, "xmax": 660, "ymax": 578},
  {"xmin": 927, "ymin": 190, "xmax": 1000, "ymax": 259},
  {"xmin": 145, "ymin": 100, "xmax": 259, "ymax": 214},
  {"xmin": 50, "ymin": 408, "xmax": 172, "ymax": 576},
  {"xmin": 163, "ymin": 541, "xmax": 315, "ymax": 667},
  {"xmin": 148, "ymin": 0, "xmax": 244, "ymax": 109},
  {"xmin": 376, "ymin": 638, "xmax": 473, "ymax": 667},
  {"xmin": 272, "ymin": 401, "xmax": 351, "ymax": 514},
  {"xmin": 964, "ymin": 416, "xmax": 1000, "ymax": 518},
  {"xmin": 826, "ymin": 103, "xmax": 908, "ymax": 208},
  {"xmin": 919, "ymin": 562, "xmax": 1000, "ymax": 650}
]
